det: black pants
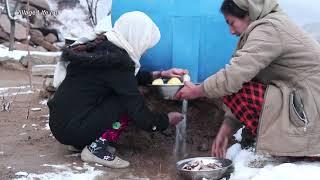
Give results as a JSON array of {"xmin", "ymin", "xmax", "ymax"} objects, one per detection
[{"xmin": 49, "ymin": 96, "xmax": 124, "ymax": 149}]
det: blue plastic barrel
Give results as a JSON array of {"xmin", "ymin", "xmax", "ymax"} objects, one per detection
[{"xmin": 112, "ymin": 0, "xmax": 237, "ymax": 82}]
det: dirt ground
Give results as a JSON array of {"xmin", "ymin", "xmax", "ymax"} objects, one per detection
[{"xmin": 0, "ymin": 67, "xmax": 225, "ymax": 180}]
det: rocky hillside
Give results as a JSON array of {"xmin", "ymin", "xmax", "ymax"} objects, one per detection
[
  {"xmin": 0, "ymin": 0, "xmax": 61, "ymax": 52},
  {"xmin": 0, "ymin": 0, "xmax": 102, "ymax": 52}
]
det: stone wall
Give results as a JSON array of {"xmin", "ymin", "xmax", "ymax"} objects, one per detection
[{"xmin": 0, "ymin": 0, "xmax": 62, "ymax": 52}]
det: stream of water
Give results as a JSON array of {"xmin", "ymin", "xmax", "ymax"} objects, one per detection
[{"xmin": 174, "ymin": 100, "xmax": 188, "ymax": 160}]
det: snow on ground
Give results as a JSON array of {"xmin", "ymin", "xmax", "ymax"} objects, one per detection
[
  {"xmin": 48, "ymin": 0, "xmax": 112, "ymax": 39},
  {"xmin": 0, "ymin": 85, "xmax": 33, "ymax": 97},
  {"xmin": 39, "ymin": 99, "xmax": 48, "ymax": 105},
  {"xmin": 13, "ymin": 163, "xmax": 104, "ymax": 180},
  {"xmin": 225, "ymin": 130, "xmax": 320, "ymax": 180},
  {"xmin": 52, "ymin": 7, "xmax": 94, "ymax": 39},
  {"xmin": 233, "ymin": 127, "xmax": 244, "ymax": 142},
  {"xmin": 0, "ymin": 45, "xmax": 61, "ymax": 61},
  {"xmin": 42, "ymin": 123, "xmax": 50, "ymax": 131}
]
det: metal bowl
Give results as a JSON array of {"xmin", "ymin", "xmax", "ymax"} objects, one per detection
[
  {"xmin": 176, "ymin": 157, "xmax": 234, "ymax": 180},
  {"xmin": 150, "ymin": 84, "xmax": 184, "ymax": 100}
]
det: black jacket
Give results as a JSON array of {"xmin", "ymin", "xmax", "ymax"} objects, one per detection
[{"xmin": 48, "ymin": 39, "xmax": 169, "ymax": 147}]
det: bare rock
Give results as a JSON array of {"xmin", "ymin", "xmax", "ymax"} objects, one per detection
[
  {"xmin": 31, "ymin": 35, "xmax": 59, "ymax": 51},
  {"xmin": 39, "ymin": 89, "xmax": 54, "ymax": 99},
  {"xmin": 20, "ymin": 54, "xmax": 59, "ymax": 67},
  {"xmin": 0, "ymin": 15, "xmax": 27, "ymax": 40},
  {"xmin": 54, "ymin": 42, "xmax": 66, "ymax": 49},
  {"xmin": 1, "ymin": 41, "xmax": 47, "ymax": 52},
  {"xmin": 30, "ymin": 29, "xmax": 44, "ymax": 40},
  {"xmin": 34, "ymin": 46, "xmax": 48, "ymax": 52},
  {"xmin": 0, "ymin": 39, "xmax": 7, "ymax": 44},
  {"xmin": 0, "ymin": 59, "xmax": 26, "ymax": 71},
  {"xmin": 30, "ymin": 16, "xmax": 46, "ymax": 29},
  {"xmin": 2, "ymin": 41, "xmax": 40, "ymax": 52},
  {"xmin": 57, "ymin": 0, "xmax": 79, "ymax": 9},
  {"xmin": 0, "ymin": 28, "xmax": 10, "ymax": 41},
  {"xmin": 13, "ymin": 42, "xmax": 37, "ymax": 51},
  {"xmin": 21, "ymin": 0, "xmax": 50, "ymax": 10},
  {"xmin": 44, "ymin": 33, "xmax": 58, "ymax": 43},
  {"xmin": 43, "ymin": 77, "xmax": 55, "ymax": 92},
  {"xmin": 31, "ymin": 64, "xmax": 56, "ymax": 76},
  {"xmin": 39, "ymin": 40, "xmax": 60, "ymax": 51},
  {"xmin": 20, "ymin": 4, "xmax": 46, "ymax": 29}
]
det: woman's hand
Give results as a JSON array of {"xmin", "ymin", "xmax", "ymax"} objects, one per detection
[
  {"xmin": 161, "ymin": 68, "xmax": 189, "ymax": 78},
  {"xmin": 167, "ymin": 112, "xmax": 184, "ymax": 126},
  {"xmin": 175, "ymin": 82, "xmax": 205, "ymax": 100},
  {"xmin": 211, "ymin": 122, "xmax": 233, "ymax": 158}
]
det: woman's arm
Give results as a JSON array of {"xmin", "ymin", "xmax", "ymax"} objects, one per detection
[{"xmin": 105, "ymin": 69, "xmax": 170, "ymax": 132}]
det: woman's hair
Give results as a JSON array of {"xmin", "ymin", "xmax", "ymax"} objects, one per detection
[{"xmin": 220, "ymin": 0, "xmax": 248, "ymax": 18}]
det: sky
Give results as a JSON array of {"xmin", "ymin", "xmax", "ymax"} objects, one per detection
[{"xmin": 278, "ymin": 0, "xmax": 320, "ymax": 26}]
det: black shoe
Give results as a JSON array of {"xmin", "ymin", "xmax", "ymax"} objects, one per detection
[
  {"xmin": 87, "ymin": 138, "xmax": 116, "ymax": 161},
  {"xmin": 81, "ymin": 138, "xmax": 130, "ymax": 168}
]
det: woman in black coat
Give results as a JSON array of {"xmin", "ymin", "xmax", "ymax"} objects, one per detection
[{"xmin": 48, "ymin": 11, "xmax": 186, "ymax": 168}]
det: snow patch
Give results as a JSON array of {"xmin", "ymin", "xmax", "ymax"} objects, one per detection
[
  {"xmin": 39, "ymin": 99, "xmax": 48, "ymax": 105},
  {"xmin": 15, "ymin": 172, "xmax": 29, "ymax": 176},
  {"xmin": 233, "ymin": 127, "xmax": 244, "ymax": 142},
  {"xmin": 64, "ymin": 153, "xmax": 81, "ymax": 158},
  {"xmin": 251, "ymin": 163, "xmax": 320, "ymax": 180},
  {"xmin": 0, "ymin": 85, "xmax": 34, "ymax": 97},
  {"xmin": 227, "ymin": 132, "xmax": 320, "ymax": 180},
  {"xmin": 0, "ymin": 45, "xmax": 61, "ymax": 61},
  {"xmin": 48, "ymin": 0, "xmax": 112, "ymax": 39},
  {"xmin": 42, "ymin": 123, "xmax": 50, "ymax": 131},
  {"xmin": 14, "ymin": 163, "xmax": 103, "ymax": 180}
]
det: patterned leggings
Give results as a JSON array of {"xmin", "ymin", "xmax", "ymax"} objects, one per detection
[
  {"xmin": 101, "ymin": 115, "xmax": 131, "ymax": 142},
  {"xmin": 223, "ymin": 81, "xmax": 266, "ymax": 136}
]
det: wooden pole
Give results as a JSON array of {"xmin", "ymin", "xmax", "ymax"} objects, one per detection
[
  {"xmin": 9, "ymin": 20, "xmax": 15, "ymax": 51},
  {"xmin": 26, "ymin": 0, "xmax": 32, "ymax": 89},
  {"xmin": 5, "ymin": 0, "xmax": 16, "ymax": 51}
]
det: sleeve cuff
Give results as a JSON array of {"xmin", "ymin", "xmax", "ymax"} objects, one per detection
[
  {"xmin": 151, "ymin": 113, "xmax": 169, "ymax": 132},
  {"xmin": 203, "ymin": 76, "xmax": 220, "ymax": 98}
]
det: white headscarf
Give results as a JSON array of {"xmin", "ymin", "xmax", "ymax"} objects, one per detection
[
  {"xmin": 105, "ymin": 11, "xmax": 161, "ymax": 75},
  {"xmin": 53, "ymin": 11, "xmax": 161, "ymax": 88}
]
